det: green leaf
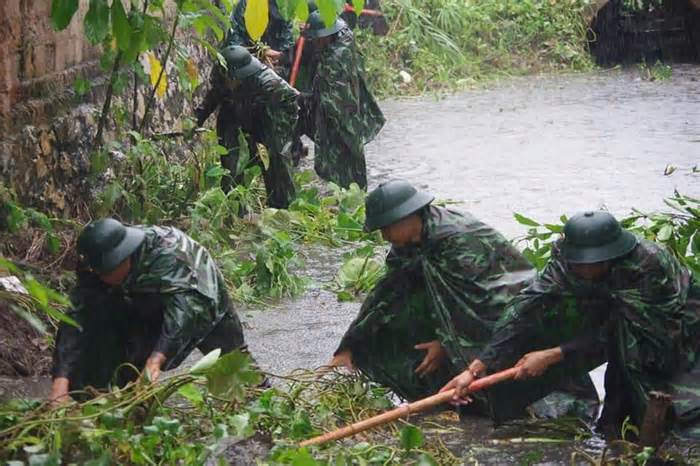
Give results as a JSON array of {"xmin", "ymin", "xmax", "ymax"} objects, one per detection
[
  {"xmin": 245, "ymin": 0, "xmax": 269, "ymax": 42},
  {"xmin": 84, "ymin": 0, "xmax": 111, "ymax": 45},
  {"xmin": 275, "ymin": 0, "xmax": 296, "ymax": 21},
  {"xmin": 177, "ymin": 383, "xmax": 204, "ymax": 405},
  {"xmin": 293, "ymin": 0, "xmax": 309, "ymax": 22},
  {"xmin": 415, "ymin": 454, "xmax": 438, "ymax": 466},
  {"xmin": 28, "ymin": 453, "xmax": 61, "ymax": 466},
  {"xmin": 229, "ymin": 412, "xmax": 253, "ymax": 438},
  {"xmin": 317, "ymin": 0, "xmax": 338, "ymax": 28},
  {"xmin": 73, "ymin": 77, "xmax": 91, "ymax": 96},
  {"xmin": 50, "ymin": 0, "xmax": 79, "ymax": 30},
  {"xmin": 189, "ymin": 348, "xmax": 221, "ymax": 374},
  {"xmin": 235, "ymin": 129, "xmax": 250, "ymax": 176},
  {"xmin": 289, "ymin": 448, "xmax": 318, "ymax": 466},
  {"xmin": 351, "ymin": 0, "xmax": 365, "ymax": 16},
  {"xmin": 513, "ymin": 212, "xmax": 541, "ymax": 227},
  {"xmin": 205, "ymin": 350, "xmax": 262, "ymax": 399},
  {"xmin": 657, "ymin": 224, "xmax": 673, "ymax": 242},
  {"xmin": 399, "ymin": 425, "xmax": 423, "ymax": 451},
  {"xmin": 111, "ymin": 0, "xmax": 131, "ymax": 51}
]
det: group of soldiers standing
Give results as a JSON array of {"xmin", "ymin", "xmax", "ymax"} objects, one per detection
[
  {"xmin": 195, "ymin": 0, "xmax": 385, "ymax": 210},
  {"xmin": 46, "ymin": 0, "xmax": 700, "ymax": 446}
]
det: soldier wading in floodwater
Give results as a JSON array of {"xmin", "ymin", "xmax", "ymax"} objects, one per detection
[
  {"xmin": 330, "ymin": 180, "xmax": 537, "ymax": 403},
  {"xmin": 196, "ymin": 45, "xmax": 298, "ymax": 209},
  {"xmin": 443, "ymin": 211, "xmax": 700, "ymax": 436},
  {"xmin": 49, "ymin": 219, "xmax": 251, "ymax": 403},
  {"xmin": 303, "ymin": 12, "xmax": 385, "ymax": 190}
]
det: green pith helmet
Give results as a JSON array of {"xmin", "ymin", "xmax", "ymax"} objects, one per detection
[
  {"xmin": 561, "ymin": 211, "xmax": 638, "ymax": 264},
  {"xmin": 220, "ymin": 45, "xmax": 264, "ymax": 80},
  {"xmin": 364, "ymin": 180, "xmax": 434, "ymax": 232},
  {"xmin": 305, "ymin": 11, "xmax": 347, "ymax": 39},
  {"xmin": 77, "ymin": 218, "xmax": 145, "ymax": 274}
]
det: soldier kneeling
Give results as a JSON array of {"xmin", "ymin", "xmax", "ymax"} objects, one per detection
[{"xmin": 49, "ymin": 218, "xmax": 251, "ymax": 403}]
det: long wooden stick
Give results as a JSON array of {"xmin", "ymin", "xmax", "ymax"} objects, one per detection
[
  {"xmin": 289, "ymin": 36, "xmax": 305, "ymax": 88},
  {"xmin": 299, "ymin": 366, "xmax": 519, "ymax": 447}
]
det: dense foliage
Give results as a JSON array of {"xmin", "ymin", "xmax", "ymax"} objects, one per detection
[{"xmin": 359, "ymin": 0, "xmax": 595, "ymax": 96}]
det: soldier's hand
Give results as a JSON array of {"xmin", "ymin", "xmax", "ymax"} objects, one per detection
[
  {"xmin": 265, "ymin": 49, "xmax": 282, "ymax": 65},
  {"xmin": 414, "ymin": 340, "xmax": 446, "ymax": 377},
  {"xmin": 439, "ymin": 370, "xmax": 474, "ymax": 405},
  {"xmin": 327, "ymin": 349, "xmax": 355, "ymax": 371},
  {"xmin": 144, "ymin": 352, "xmax": 167, "ymax": 383},
  {"xmin": 48, "ymin": 377, "xmax": 70, "ymax": 407},
  {"xmin": 513, "ymin": 347, "xmax": 563, "ymax": 380}
]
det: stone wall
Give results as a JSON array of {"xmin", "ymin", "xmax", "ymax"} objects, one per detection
[{"xmin": 0, "ymin": 0, "xmax": 210, "ymax": 217}]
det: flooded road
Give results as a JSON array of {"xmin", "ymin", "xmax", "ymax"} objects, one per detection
[{"xmin": 243, "ymin": 66, "xmax": 699, "ymax": 463}]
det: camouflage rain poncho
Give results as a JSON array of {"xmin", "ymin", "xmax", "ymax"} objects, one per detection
[
  {"xmin": 310, "ymin": 28, "xmax": 385, "ymax": 189},
  {"xmin": 479, "ymin": 239, "xmax": 700, "ymax": 431},
  {"xmin": 196, "ymin": 64, "xmax": 299, "ymax": 208},
  {"xmin": 335, "ymin": 206, "xmax": 535, "ymax": 401},
  {"xmin": 52, "ymin": 226, "xmax": 246, "ymax": 391}
]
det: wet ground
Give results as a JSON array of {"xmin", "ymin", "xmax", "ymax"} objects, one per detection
[{"xmin": 242, "ymin": 66, "xmax": 700, "ymax": 463}]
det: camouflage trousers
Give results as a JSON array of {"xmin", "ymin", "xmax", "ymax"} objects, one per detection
[
  {"xmin": 314, "ymin": 137, "xmax": 367, "ymax": 190},
  {"xmin": 217, "ymin": 113, "xmax": 296, "ymax": 210}
]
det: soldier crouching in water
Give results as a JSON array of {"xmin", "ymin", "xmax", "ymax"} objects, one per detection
[
  {"xmin": 329, "ymin": 180, "xmax": 537, "ymax": 404},
  {"xmin": 443, "ymin": 211, "xmax": 700, "ymax": 436},
  {"xmin": 195, "ymin": 45, "xmax": 298, "ymax": 210},
  {"xmin": 49, "ymin": 219, "xmax": 253, "ymax": 403}
]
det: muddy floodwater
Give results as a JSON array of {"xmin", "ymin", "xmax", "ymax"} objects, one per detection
[
  {"xmin": 244, "ymin": 66, "xmax": 699, "ymax": 463},
  {"xmin": 3, "ymin": 67, "xmax": 699, "ymax": 463}
]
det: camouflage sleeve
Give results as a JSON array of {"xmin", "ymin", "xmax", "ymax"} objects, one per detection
[
  {"xmin": 51, "ymin": 314, "xmax": 83, "ymax": 379},
  {"xmin": 477, "ymin": 261, "xmax": 562, "ymax": 369},
  {"xmin": 195, "ymin": 65, "xmax": 227, "ymax": 126},
  {"xmin": 153, "ymin": 291, "xmax": 214, "ymax": 363},
  {"xmin": 51, "ymin": 282, "xmax": 93, "ymax": 379}
]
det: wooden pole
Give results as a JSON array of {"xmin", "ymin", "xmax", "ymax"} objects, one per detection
[
  {"xmin": 299, "ymin": 366, "xmax": 519, "ymax": 447},
  {"xmin": 289, "ymin": 36, "xmax": 305, "ymax": 88},
  {"xmin": 343, "ymin": 4, "xmax": 385, "ymax": 17}
]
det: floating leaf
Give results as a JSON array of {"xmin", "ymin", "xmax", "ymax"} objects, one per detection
[
  {"xmin": 245, "ymin": 0, "xmax": 269, "ymax": 42},
  {"xmin": 50, "ymin": 0, "xmax": 79, "ymax": 30}
]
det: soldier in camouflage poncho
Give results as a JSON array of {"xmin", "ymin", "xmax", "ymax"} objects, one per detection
[
  {"xmin": 304, "ymin": 12, "xmax": 385, "ymax": 189},
  {"xmin": 226, "ymin": 0, "xmax": 295, "ymax": 76},
  {"xmin": 443, "ymin": 211, "xmax": 700, "ymax": 435},
  {"xmin": 330, "ymin": 181, "xmax": 536, "ymax": 402},
  {"xmin": 49, "ymin": 219, "xmax": 249, "ymax": 403},
  {"xmin": 196, "ymin": 45, "xmax": 298, "ymax": 209}
]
